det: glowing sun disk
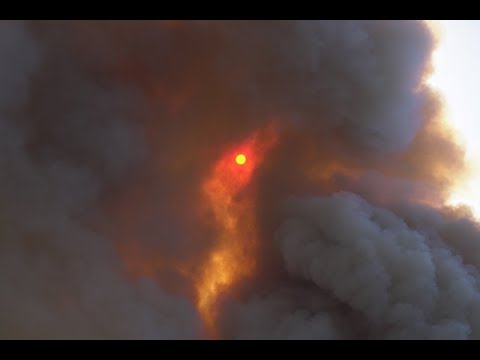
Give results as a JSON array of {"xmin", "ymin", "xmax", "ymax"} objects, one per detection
[{"xmin": 235, "ymin": 154, "xmax": 247, "ymax": 165}]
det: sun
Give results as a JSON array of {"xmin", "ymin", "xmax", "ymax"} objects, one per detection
[{"xmin": 235, "ymin": 154, "xmax": 246, "ymax": 165}]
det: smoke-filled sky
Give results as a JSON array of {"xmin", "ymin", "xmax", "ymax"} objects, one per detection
[{"xmin": 1, "ymin": 20, "xmax": 480, "ymax": 340}]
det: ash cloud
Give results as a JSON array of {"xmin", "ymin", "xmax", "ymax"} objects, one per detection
[
  {"xmin": 0, "ymin": 19, "xmax": 475, "ymax": 339},
  {"xmin": 0, "ymin": 20, "xmax": 201, "ymax": 339},
  {"xmin": 274, "ymin": 193, "xmax": 480, "ymax": 339}
]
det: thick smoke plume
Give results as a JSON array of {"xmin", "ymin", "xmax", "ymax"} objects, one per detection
[{"xmin": 0, "ymin": 20, "xmax": 476, "ymax": 339}]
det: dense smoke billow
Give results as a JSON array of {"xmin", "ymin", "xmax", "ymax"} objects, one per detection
[{"xmin": 1, "ymin": 20, "xmax": 477, "ymax": 339}]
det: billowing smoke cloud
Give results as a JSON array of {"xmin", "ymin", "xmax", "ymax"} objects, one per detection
[
  {"xmin": 275, "ymin": 193, "xmax": 480, "ymax": 339},
  {"xmin": 0, "ymin": 20, "xmax": 475, "ymax": 339},
  {"xmin": 0, "ymin": 20, "xmax": 202, "ymax": 339}
]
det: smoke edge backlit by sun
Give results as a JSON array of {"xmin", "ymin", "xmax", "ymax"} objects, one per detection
[{"xmin": 426, "ymin": 20, "xmax": 480, "ymax": 220}]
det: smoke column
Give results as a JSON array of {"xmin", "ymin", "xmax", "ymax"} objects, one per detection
[{"xmin": 0, "ymin": 20, "xmax": 477, "ymax": 339}]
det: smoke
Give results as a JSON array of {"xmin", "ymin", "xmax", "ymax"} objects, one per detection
[
  {"xmin": 0, "ymin": 20, "xmax": 201, "ymax": 339},
  {"xmin": 0, "ymin": 19, "xmax": 475, "ymax": 339},
  {"xmin": 274, "ymin": 193, "xmax": 480, "ymax": 339}
]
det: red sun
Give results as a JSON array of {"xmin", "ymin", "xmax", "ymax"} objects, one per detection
[{"xmin": 235, "ymin": 154, "xmax": 247, "ymax": 165}]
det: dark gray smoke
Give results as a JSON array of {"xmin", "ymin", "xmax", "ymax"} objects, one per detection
[{"xmin": 0, "ymin": 20, "xmax": 475, "ymax": 339}]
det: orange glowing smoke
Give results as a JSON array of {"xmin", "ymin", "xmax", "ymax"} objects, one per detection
[{"xmin": 196, "ymin": 124, "xmax": 278, "ymax": 336}]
